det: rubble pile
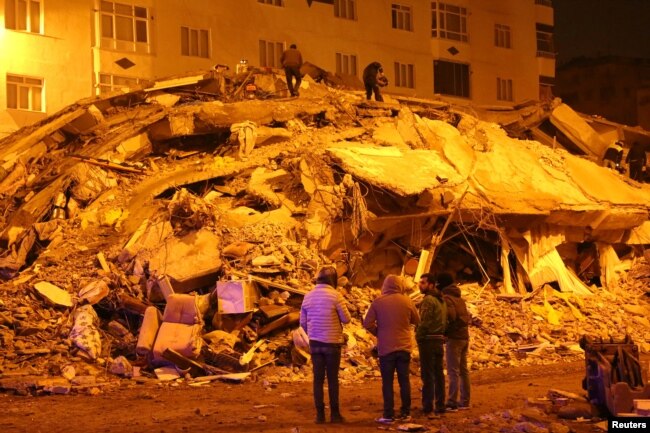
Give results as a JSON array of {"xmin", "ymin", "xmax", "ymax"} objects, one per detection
[{"xmin": 0, "ymin": 67, "xmax": 649, "ymax": 395}]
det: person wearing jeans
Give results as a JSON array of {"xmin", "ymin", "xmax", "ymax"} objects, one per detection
[
  {"xmin": 364, "ymin": 275, "xmax": 420, "ymax": 423},
  {"xmin": 300, "ymin": 266, "xmax": 351, "ymax": 424},
  {"xmin": 440, "ymin": 273, "xmax": 471, "ymax": 410},
  {"xmin": 416, "ymin": 273, "xmax": 448, "ymax": 416}
]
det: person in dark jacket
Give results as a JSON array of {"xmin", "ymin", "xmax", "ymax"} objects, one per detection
[
  {"xmin": 281, "ymin": 44, "xmax": 303, "ymax": 97},
  {"xmin": 300, "ymin": 266, "xmax": 351, "ymax": 424},
  {"xmin": 363, "ymin": 275, "xmax": 420, "ymax": 423},
  {"xmin": 363, "ymin": 62, "xmax": 389, "ymax": 102},
  {"xmin": 439, "ymin": 273, "xmax": 471, "ymax": 411},
  {"xmin": 626, "ymin": 141, "xmax": 647, "ymax": 181},
  {"xmin": 602, "ymin": 141, "xmax": 624, "ymax": 171},
  {"xmin": 416, "ymin": 272, "xmax": 447, "ymax": 416}
]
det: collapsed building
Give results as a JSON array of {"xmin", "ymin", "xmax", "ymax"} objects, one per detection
[{"xmin": 0, "ymin": 68, "xmax": 649, "ymax": 395}]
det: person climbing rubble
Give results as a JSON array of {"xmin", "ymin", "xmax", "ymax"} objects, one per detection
[
  {"xmin": 602, "ymin": 140, "xmax": 624, "ymax": 172},
  {"xmin": 440, "ymin": 273, "xmax": 471, "ymax": 412},
  {"xmin": 363, "ymin": 274, "xmax": 420, "ymax": 424},
  {"xmin": 626, "ymin": 141, "xmax": 647, "ymax": 182},
  {"xmin": 281, "ymin": 44, "xmax": 303, "ymax": 97},
  {"xmin": 416, "ymin": 272, "xmax": 447, "ymax": 417},
  {"xmin": 363, "ymin": 62, "xmax": 389, "ymax": 102},
  {"xmin": 299, "ymin": 266, "xmax": 351, "ymax": 424}
]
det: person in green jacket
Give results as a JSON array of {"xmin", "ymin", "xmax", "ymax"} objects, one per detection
[{"xmin": 416, "ymin": 272, "xmax": 447, "ymax": 416}]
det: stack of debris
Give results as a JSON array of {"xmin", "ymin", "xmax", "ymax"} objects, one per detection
[{"xmin": 0, "ymin": 67, "xmax": 649, "ymax": 395}]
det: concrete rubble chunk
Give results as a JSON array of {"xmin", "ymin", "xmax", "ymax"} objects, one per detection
[
  {"xmin": 33, "ymin": 281, "xmax": 73, "ymax": 308},
  {"xmin": 78, "ymin": 280, "xmax": 109, "ymax": 305}
]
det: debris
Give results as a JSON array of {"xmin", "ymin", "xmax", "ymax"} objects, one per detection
[
  {"xmin": 69, "ymin": 305, "xmax": 102, "ymax": 360},
  {"xmin": 78, "ymin": 280, "xmax": 109, "ymax": 305},
  {"xmin": 109, "ymin": 356, "xmax": 133, "ymax": 377},
  {"xmin": 33, "ymin": 281, "xmax": 73, "ymax": 307}
]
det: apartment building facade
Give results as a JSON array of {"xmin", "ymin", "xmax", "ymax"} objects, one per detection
[{"xmin": 1, "ymin": 0, "xmax": 555, "ymax": 136}]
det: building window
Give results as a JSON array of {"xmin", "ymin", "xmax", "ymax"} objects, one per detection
[
  {"xmin": 258, "ymin": 0, "xmax": 284, "ymax": 5},
  {"xmin": 434, "ymin": 60, "xmax": 469, "ymax": 98},
  {"xmin": 494, "ymin": 24, "xmax": 511, "ymax": 48},
  {"xmin": 431, "ymin": 2, "xmax": 468, "ymax": 42},
  {"xmin": 536, "ymin": 23, "xmax": 555, "ymax": 58},
  {"xmin": 97, "ymin": 73, "xmax": 142, "ymax": 95},
  {"xmin": 5, "ymin": 0, "xmax": 42, "ymax": 33},
  {"xmin": 394, "ymin": 62, "xmax": 415, "ymax": 88},
  {"xmin": 259, "ymin": 40, "xmax": 284, "ymax": 68},
  {"xmin": 181, "ymin": 26, "xmax": 210, "ymax": 58},
  {"xmin": 335, "ymin": 53, "xmax": 358, "ymax": 76},
  {"xmin": 496, "ymin": 77, "xmax": 513, "ymax": 101},
  {"xmin": 334, "ymin": 0, "xmax": 356, "ymax": 20},
  {"xmin": 391, "ymin": 4, "xmax": 413, "ymax": 31},
  {"xmin": 6, "ymin": 74, "xmax": 44, "ymax": 111},
  {"xmin": 539, "ymin": 75, "xmax": 554, "ymax": 100},
  {"xmin": 534, "ymin": 0, "xmax": 553, "ymax": 7},
  {"xmin": 100, "ymin": 1, "xmax": 150, "ymax": 52}
]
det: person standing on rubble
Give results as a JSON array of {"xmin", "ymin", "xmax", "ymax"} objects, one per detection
[
  {"xmin": 363, "ymin": 62, "xmax": 389, "ymax": 102},
  {"xmin": 281, "ymin": 44, "xmax": 303, "ymax": 97},
  {"xmin": 626, "ymin": 141, "xmax": 647, "ymax": 182},
  {"xmin": 363, "ymin": 274, "xmax": 420, "ymax": 424},
  {"xmin": 602, "ymin": 141, "xmax": 624, "ymax": 172},
  {"xmin": 300, "ymin": 266, "xmax": 351, "ymax": 424},
  {"xmin": 439, "ymin": 273, "xmax": 471, "ymax": 411},
  {"xmin": 416, "ymin": 272, "xmax": 447, "ymax": 416}
]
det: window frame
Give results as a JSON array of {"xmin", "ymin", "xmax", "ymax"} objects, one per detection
[
  {"xmin": 180, "ymin": 26, "xmax": 211, "ymax": 59},
  {"xmin": 259, "ymin": 39, "xmax": 285, "ymax": 68},
  {"xmin": 334, "ymin": 0, "xmax": 357, "ymax": 20},
  {"xmin": 97, "ymin": 73, "xmax": 142, "ymax": 95},
  {"xmin": 5, "ymin": 0, "xmax": 43, "ymax": 34},
  {"xmin": 335, "ymin": 52, "xmax": 358, "ymax": 76},
  {"xmin": 494, "ymin": 23, "xmax": 511, "ymax": 49},
  {"xmin": 99, "ymin": 1, "xmax": 151, "ymax": 53},
  {"xmin": 394, "ymin": 62, "xmax": 415, "ymax": 88},
  {"xmin": 391, "ymin": 3, "xmax": 413, "ymax": 32},
  {"xmin": 496, "ymin": 77, "xmax": 513, "ymax": 102},
  {"xmin": 433, "ymin": 60, "xmax": 470, "ymax": 98},
  {"xmin": 431, "ymin": 1, "xmax": 468, "ymax": 42},
  {"xmin": 6, "ymin": 73, "xmax": 45, "ymax": 112},
  {"xmin": 536, "ymin": 22, "xmax": 555, "ymax": 58}
]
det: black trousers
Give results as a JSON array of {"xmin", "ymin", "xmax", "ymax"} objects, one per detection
[
  {"xmin": 365, "ymin": 83, "xmax": 383, "ymax": 102},
  {"xmin": 285, "ymin": 66, "xmax": 302, "ymax": 96},
  {"xmin": 379, "ymin": 350, "xmax": 411, "ymax": 418},
  {"xmin": 418, "ymin": 339, "xmax": 445, "ymax": 413},
  {"xmin": 310, "ymin": 341, "xmax": 342, "ymax": 412}
]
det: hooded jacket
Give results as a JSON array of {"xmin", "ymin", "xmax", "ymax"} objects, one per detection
[
  {"xmin": 442, "ymin": 284, "xmax": 470, "ymax": 340},
  {"xmin": 300, "ymin": 283, "xmax": 351, "ymax": 344},
  {"xmin": 363, "ymin": 275, "xmax": 420, "ymax": 357}
]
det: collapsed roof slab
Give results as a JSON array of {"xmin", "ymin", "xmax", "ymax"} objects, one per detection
[{"xmin": 149, "ymin": 98, "xmax": 328, "ymax": 141}]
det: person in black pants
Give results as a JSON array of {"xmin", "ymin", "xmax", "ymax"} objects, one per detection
[
  {"xmin": 281, "ymin": 44, "xmax": 303, "ymax": 97},
  {"xmin": 363, "ymin": 275, "xmax": 420, "ymax": 424},
  {"xmin": 363, "ymin": 62, "xmax": 389, "ymax": 102},
  {"xmin": 416, "ymin": 273, "xmax": 448, "ymax": 416},
  {"xmin": 299, "ymin": 266, "xmax": 351, "ymax": 423},
  {"xmin": 626, "ymin": 141, "xmax": 647, "ymax": 182}
]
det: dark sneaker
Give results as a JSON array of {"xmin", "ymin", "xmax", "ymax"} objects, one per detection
[
  {"xmin": 446, "ymin": 405, "xmax": 459, "ymax": 412},
  {"xmin": 397, "ymin": 414, "xmax": 412, "ymax": 422},
  {"xmin": 376, "ymin": 417, "xmax": 394, "ymax": 424},
  {"xmin": 315, "ymin": 413, "xmax": 325, "ymax": 424},
  {"xmin": 458, "ymin": 405, "xmax": 470, "ymax": 411},
  {"xmin": 331, "ymin": 413, "xmax": 345, "ymax": 424},
  {"xmin": 434, "ymin": 409, "xmax": 446, "ymax": 415}
]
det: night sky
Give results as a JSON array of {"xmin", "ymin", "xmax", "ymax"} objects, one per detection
[{"xmin": 554, "ymin": 0, "xmax": 650, "ymax": 64}]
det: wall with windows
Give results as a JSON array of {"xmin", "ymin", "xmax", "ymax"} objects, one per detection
[
  {"xmin": 1, "ymin": 0, "xmax": 92, "ymax": 135},
  {"xmin": 1, "ymin": 0, "xmax": 556, "ymax": 135}
]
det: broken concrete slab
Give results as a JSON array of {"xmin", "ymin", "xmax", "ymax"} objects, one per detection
[
  {"xmin": 147, "ymin": 228, "xmax": 222, "ymax": 293},
  {"xmin": 33, "ymin": 281, "xmax": 73, "ymax": 307}
]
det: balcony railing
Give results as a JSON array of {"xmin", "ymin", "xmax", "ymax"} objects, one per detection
[
  {"xmin": 536, "ymin": 50, "xmax": 556, "ymax": 59},
  {"xmin": 535, "ymin": 0, "xmax": 553, "ymax": 7}
]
